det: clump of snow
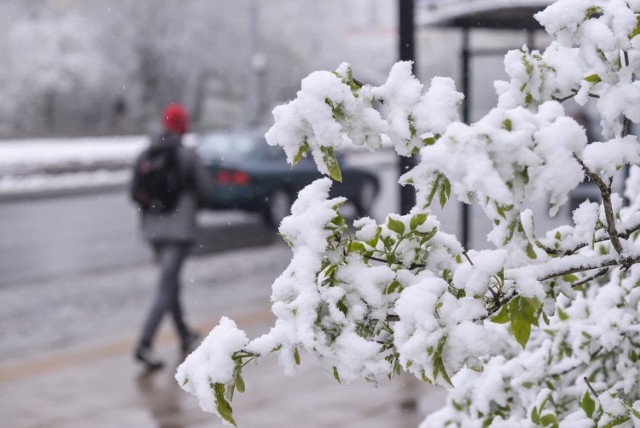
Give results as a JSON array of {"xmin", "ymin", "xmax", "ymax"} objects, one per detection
[
  {"xmin": 583, "ymin": 135, "xmax": 640, "ymax": 177},
  {"xmin": 266, "ymin": 61, "xmax": 463, "ymax": 167},
  {"xmin": 176, "ymin": 317, "xmax": 249, "ymax": 414}
]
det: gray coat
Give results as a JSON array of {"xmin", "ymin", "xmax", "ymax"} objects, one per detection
[{"xmin": 132, "ymin": 131, "xmax": 214, "ymax": 244}]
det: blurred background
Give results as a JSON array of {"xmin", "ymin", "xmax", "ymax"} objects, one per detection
[
  {"xmin": 1, "ymin": 1, "xmax": 600, "ymax": 427},
  {"xmin": 0, "ymin": 0, "xmax": 405, "ymax": 138}
]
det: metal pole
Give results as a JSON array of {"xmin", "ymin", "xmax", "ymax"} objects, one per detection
[
  {"xmin": 247, "ymin": 0, "xmax": 260, "ymax": 128},
  {"xmin": 399, "ymin": 0, "xmax": 417, "ymax": 215},
  {"xmin": 461, "ymin": 27, "xmax": 471, "ymax": 248},
  {"xmin": 398, "ymin": 0, "xmax": 420, "ymax": 412},
  {"xmin": 526, "ymin": 29, "xmax": 535, "ymax": 50}
]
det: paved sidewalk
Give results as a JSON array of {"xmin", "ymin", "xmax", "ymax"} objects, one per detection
[
  {"xmin": 0, "ymin": 243, "xmax": 446, "ymax": 428},
  {"xmin": 0, "ymin": 306, "xmax": 446, "ymax": 428}
]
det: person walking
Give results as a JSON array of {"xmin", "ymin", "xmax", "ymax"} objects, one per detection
[{"xmin": 130, "ymin": 103, "xmax": 213, "ymax": 370}]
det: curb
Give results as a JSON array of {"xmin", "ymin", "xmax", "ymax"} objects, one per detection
[{"xmin": 0, "ymin": 182, "xmax": 128, "ymax": 204}]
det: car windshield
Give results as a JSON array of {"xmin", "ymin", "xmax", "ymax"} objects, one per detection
[{"xmin": 196, "ymin": 133, "xmax": 258, "ymax": 162}]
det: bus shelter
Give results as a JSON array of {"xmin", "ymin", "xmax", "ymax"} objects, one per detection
[{"xmin": 416, "ymin": 0, "xmax": 553, "ymax": 248}]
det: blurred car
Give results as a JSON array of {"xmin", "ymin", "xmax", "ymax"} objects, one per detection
[{"xmin": 195, "ymin": 131, "xmax": 380, "ymax": 226}]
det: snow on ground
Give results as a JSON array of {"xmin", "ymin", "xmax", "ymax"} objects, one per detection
[
  {"xmin": 0, "ymin": 135, "xmax": 147, "ymax": 198},
  {"xmin": 0, "ymin": 134, "xmax": 394, "ymax": 199},
  {"xmin": 0, "ymin": 134, "xmax": 208, "ymax": 198},
  {"xmin": 0, "ymin": 136, "xmax": 148, "ymax": 174}
]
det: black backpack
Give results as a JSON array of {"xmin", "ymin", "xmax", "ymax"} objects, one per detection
[{"xmin": 131, "ymin": 142, "xmax": 184, "ymax": 214}]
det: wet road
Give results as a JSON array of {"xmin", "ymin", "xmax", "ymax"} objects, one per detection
[
  {"xmin": 0, "ymin": 153, "xmax": 540, "ymax": 289},
  {"xmin": 0, "ymin": 190, "xmax": 274, "ymax": 288}
]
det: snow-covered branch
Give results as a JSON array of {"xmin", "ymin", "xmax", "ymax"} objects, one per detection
[{"xmin": 177, "ymin": 1, "xmax": 640, "ymax": 426}]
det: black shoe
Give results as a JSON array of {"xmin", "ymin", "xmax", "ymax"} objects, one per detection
[
  {"xmin": 181, "ymin": 331, "xmax": 201, "ymax": 354},
  {"xmin": 135, "ymin": 347, "xmax": 164, "ymax": 371}
]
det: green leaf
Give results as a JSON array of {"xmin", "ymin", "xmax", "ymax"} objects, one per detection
[
  {"xmin": 333, "ymin": 366, "xmax": 341, "ymax": 384},
  {"xmin": 491, "ymin": 304, "xmax": 510, "ymax": 324},
  {"xmin": 426, "ymin": 174, "xmax": 441, "ymax": 207},
  {"xmin": 503, "ymin": 219, "xmax": 519, "ymax": 245},
  {"xmin": 526, "ymin": 243, "xmax": 537, "ymax": 259},
  {"xmin": 452, "ymin": 400, "xmax": 464, "ymax": 411},
  {"xmin": 432, "ymin": 335, "xmax": 453, "ymax": 386},
  {"xmin": 385, "ymin": 280, "xmax": 403, "ymax": 295},
  {"xmin": 503, "ymin": 118, "xmax": 513, "ymax": 131},
  {"xmin": 540, "ymin": 414, "xmax": 557, "ymax": 426},
  {"xmin": 348, "ymin": 241, "xmax": 366, "ymax": 253},
  {"xmin": 344, "ymin": 66, "xmax": 361, "ymax": 90},
  {"xmin": 409, "ymin": 117, "xmax": 417, "ymax": 137},
  {"xmin": 271, "ymin": 344, "xmax": 282, "ymax": 352},
  {"xmin": 234, "ymin": 372, "xmax": 246, "ymax": 393},
  {"xmin": 387, "ymin": 217, "xmax": 406, "ymax": 236},
  {"xmin": 336, "ymin": 297, "xmax": 349, "ymax": 315},
  {"xmin": 293, "ymin": 141, "xmax": 309, "ymax": 165},
  {"xmin": 630, "ymin": 15, "xmax": 640, "ymax": 38},
  {"xmin": 417, "ymin": 227, "xmax": 438, "ymax": 244},
  {"xmin": 439, "ymin": 177, "xmax": 451, "ymax": 208},
  {"xmin": 557, "ymin": 307, "xmax": 569, "ymax": 321},
  {"xmin": 581, "ymin": 391, "xmax": 596, "ymax": 418},
  {"xmin": 524, "ymin": 93, "xmax": 533, "ymax": 105},
  {"xmin": 562, "ymin": 274, "xmax": 579, "ymax": 283},
  {"xmin": 212, "ymin": 383, "xmax": 237, "ymax": 427},
  {"xmin": 294, "ymin": 347, "xmax": 301, "ymax": 365},
  {"xmin": 410, "ymin": 213, "xmax": 428, "ymax": 231},
  {"xmin": 585, "ymin": 6, "xmax": 601, "ymax": 18},
  {"xmin": 584, "ymin": 74, "xmax": 602, "ymax": 83},
  {"xmin": 325, "ymin": 98, "xmax": 346, "ymax": 120},
  {"xmin": 482, "ymin": 416, "xmax": 495, "ymax": 428},
  {"xmin": 437, "ymin": 360, "xmax": 454, "ymax": 386},
  {"xmin": 509, "ymin": 296, "xmax": 539, "ymax": 349},
  {"xmin": 602, "ymin": 416, "xmax": 631, "ymax": 427},
  {"xmin": 423, "ymin": 134, "xmax": 440, "ymax": 145},
  {"xmin": 531, "ymin": 406, "xmax": 540, "ymax": 424},
  {"xmin": 320, "ymin": 146, "xmax": 342, "ymax": 182}
]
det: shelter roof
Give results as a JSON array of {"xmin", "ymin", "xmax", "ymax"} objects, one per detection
[{"xmin": 417, "ymin": 0, "xmax": 553, "ymax": 30}]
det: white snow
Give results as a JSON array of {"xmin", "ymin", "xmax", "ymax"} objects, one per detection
[{"xmin": 174, "ymin": 1, "xmax": 640, "ymax": 426}]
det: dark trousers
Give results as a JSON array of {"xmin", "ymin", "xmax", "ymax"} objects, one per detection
[{"xmin": 138, "ymin": 242, "xmax": 191, "ymax": 349}]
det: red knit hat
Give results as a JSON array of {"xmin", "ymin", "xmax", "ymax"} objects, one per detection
[{"xmin": 162, "ymin": 103, "xmax": 189, "ymax": 135}]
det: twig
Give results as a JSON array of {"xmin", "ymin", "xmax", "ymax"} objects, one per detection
[
  {"xmin": 552, "ymin": 88, "xmax": 600, "ymax": 102},
  {"xmin": 475, "ymin": 291, "xmax": 518, "ymax": 322},
  {"xmin": 487, "ymin": 285, "xmax": 500, "ymax": 303},
  {"xmin": 624, "ymin": 50, "xmax": 630, "ymax": 67},
  {"xmin": 622, "ymin": 116, "xmax": 630, "ymax": 138},
  {"xmin": 552, "ymin": 90, "xmax": 577, "ymax": 103},
  {"xmin": 463, "ymin": 250, "xmax": 474, "ymax": 266},
  {"xmin": 621, "ymin": 50, "xmax": 630, "ymax": 134},
  {"xmin": 574, "ymin": 155, "xmax": 623, "ymax": 254},
  {"xmin": 571, "ymin": 268, "xmax": 609, "ymax": 288},
  {"xmin": 539, "ymin": 254, "xmax": 640, "ymax": 281},
  {"xmin": 474, "ymin": 254, "xmax": 640, "ymax": 323},
  {"xmin": 584, "ymin": 377, "xmax": 599, "ymax": 397},
  {"xmin": 552, "ymin": 347, "xmax": 603, "ymax": 376},
  {"xmin": 367, "ymin": 255, "xmax": 426, "ymax": 270},
  {"xmin": 539, "ymin": 221, "xmax": 640, "ymax": 257}
]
